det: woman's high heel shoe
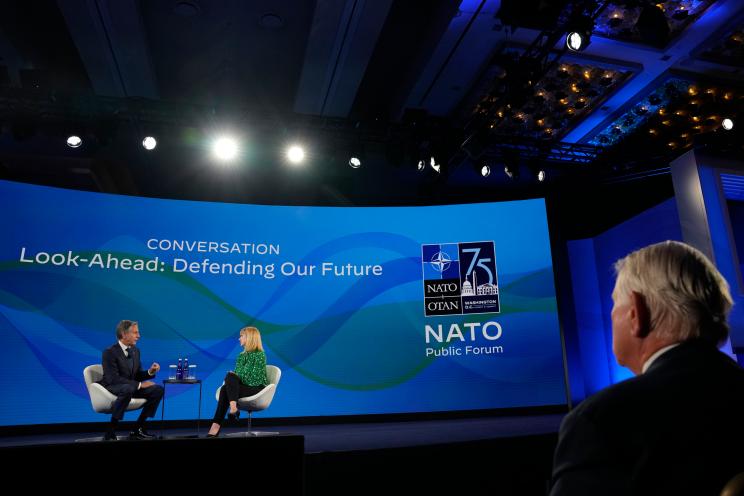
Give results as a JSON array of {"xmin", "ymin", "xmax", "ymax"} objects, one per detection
[
  {"xmin": 206, "ymin": 428, "xmax": 221, "ymax": 438},
  {"xmin": 227, "ymin": 410, "xmax": 240, "ymax": 425}
]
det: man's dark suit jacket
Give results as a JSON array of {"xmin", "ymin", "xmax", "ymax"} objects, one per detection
[
  {"xmin": 98, "ymin": 343, "xmax": 152, "ymax": 390},
  {"xmin": 550, "ymin": 339, "xmax": 744, "ymax": 496}
]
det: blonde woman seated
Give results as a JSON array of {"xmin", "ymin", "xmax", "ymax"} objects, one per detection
[{"xmin": 207, "ymin": 326, "xmax": 269, "ymax": 437}]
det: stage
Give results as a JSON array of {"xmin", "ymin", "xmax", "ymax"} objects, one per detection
[
  {"xmin": 0, "ymin": 413, "xmax": 563, "ymax": 495},
  {"xmin": 0, "ymin": 413, "xmax": 563, "ymax": 451}
]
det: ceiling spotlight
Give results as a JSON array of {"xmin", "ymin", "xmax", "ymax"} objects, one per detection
[
  {"xmin": 142, "ymin": 136, "xmax": 157, "ymax": 151},
  {"xmin": 566, "ymin": 30, "xmax": 590, "ymax": 51},
  {"xmin": 287, "ymin": 145, "xmax": 305, "ymax": 164},
  {"xmin": 417, "ymin": 159, "xmax": 426, "ymax": 171},
  {"xmin": 429, "ymin": 156, "xmax": 441, "ymax": 173},
  {"xmin": 566, "ymin": 14, "xmax": 594, "ymax": 52},
  {"xmin": 566, "ymin": 31, "xmax": 589, "ymax": 52},
  {"xmin": 348, "ymin": 156, "xmax": 362, "ymax": 168},
  {"xmin": 213, "ymin": 137, "xmax": 239, "ymax": 161},
  {"xmin": 537, "ymin": 169, "xmax": 546, "ymax": 182},
  {"xmin": 504, "ymin": 164, "xmax": 519, "ymax": 180},
  {"xmin": 481, "ymin": 165, "xmax": 491, "ymax": 177},
  {"xmin": 722, "ymin": 118, "xmax": 735, "ymax": 131},
  {"xmin": 66, "ymin": 135, "xmax": 82, "ymax": 148}
]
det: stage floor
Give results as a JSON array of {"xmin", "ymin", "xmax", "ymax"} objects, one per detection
[{"xmin": 0, "ymin": 413, "xmax": 564, "ymax": 452}]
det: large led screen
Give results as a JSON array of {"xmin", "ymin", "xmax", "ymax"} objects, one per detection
[{"xmin": 0, "ymin": 179, "xmax": 566, "ymax": 425}]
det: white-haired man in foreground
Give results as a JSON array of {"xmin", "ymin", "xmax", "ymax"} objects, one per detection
[{"xmin": 550, "ymin": 240, "xmax": 744, "ymax": 495}]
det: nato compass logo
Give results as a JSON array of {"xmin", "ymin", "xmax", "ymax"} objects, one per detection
[{"xmin": 421, "ymin": 241, "xmax": 500, "ymax": 316}]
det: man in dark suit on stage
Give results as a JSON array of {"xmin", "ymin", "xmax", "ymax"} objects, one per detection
[
  {"xmin": 550, "ymin": 241, "xmax": 744, "ymax": 495},
  {"xmin": 99, "ymin": 320, "xmax": 163, "ymax": 440}
]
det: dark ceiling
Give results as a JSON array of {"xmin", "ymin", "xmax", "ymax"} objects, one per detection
[{"xmin": 0, "ymin": 0, "xmax": 743, "ymax": 237}]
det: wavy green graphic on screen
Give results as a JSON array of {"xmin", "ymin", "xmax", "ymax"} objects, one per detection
[{"xmin": 0, "ymin": 180, "xmax": 568, "ymax": 422}]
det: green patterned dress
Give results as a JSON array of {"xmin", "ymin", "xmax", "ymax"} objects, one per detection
[{"xmin": 234, "ymin": 350, "xmax": 269, "ymax": 386}]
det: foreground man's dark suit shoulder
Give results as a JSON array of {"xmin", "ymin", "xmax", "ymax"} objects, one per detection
[{"xmin": 551, "ymin": 340, "xmax": 744, "ymax": 496}]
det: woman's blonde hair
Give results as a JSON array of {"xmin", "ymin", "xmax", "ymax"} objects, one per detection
[{"xmin": 240, "ymin": 326, "xmax": 264, "ymax": 352}]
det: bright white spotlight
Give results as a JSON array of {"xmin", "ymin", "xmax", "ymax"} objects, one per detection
[
  {"xmin": 349, "ymin": 157, "xmax": 362, "ymax": 168},
  {"xmin": 537, "ymin": 169, "xmax": 546, "ymax": 182},
  {"xmin": 481, "ymin": 165, "xmax": 491, "ymax": 177},
  {"xmin": 722, "ymin": 118, "xmax": 734, "ymax": 131},
  {"xmin": 287, "ymin": 145, "xmax": 305, "ymax": 164},
  {"xmin": 142, "ymin": 136, "xmax": 157, "ymax": 151},
  {"xmin": 213, "ymin": 137, "xmax": 238, "ymax": 161},
  {"xmin": 430, "ymin": 156, "xmax": 441, "ymax": 173},
  {"xmin": 566, "ymin": 31, "xmax": 589, "ymax": 51},
  {"xmin": 66, "ymin": 135, "xmax": 82, "ymax": 148},
  {"xmin": 417, "ymin": 160, "xmax": 426, "ymax": 171}
]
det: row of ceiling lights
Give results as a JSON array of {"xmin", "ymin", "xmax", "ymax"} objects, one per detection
[
  {"xmin": 416, "ymin": 155, "xmax": 546, "ymax": 182},
  {"xmin": 64, "ymin": 133, "xmax": 369, "ymax": 168},
  {"xmin": 62, "ymin": 116, "xmax": 736, "ymax": 179},
  {"xmin": 63, "ymin": 134, "xmax": 540, "ymax": 177}
]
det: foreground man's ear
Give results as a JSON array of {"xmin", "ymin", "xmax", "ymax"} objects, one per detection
[{"xmin": 630, "ymin": 291, "xmax": 651, "ymax": 338}]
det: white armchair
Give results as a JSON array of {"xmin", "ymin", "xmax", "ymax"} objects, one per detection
[
  {"xmin": 77, "ymin": 364, "xmax": 147, "ymax": 441},
  {"xmin": 215, "ymin": 365, "xmax": 281, "ymax": 437}
]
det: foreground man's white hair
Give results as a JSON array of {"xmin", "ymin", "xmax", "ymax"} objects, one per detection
[{"xmin": 614, "ymin": 240, "xmax": 733, "ymax": 346}]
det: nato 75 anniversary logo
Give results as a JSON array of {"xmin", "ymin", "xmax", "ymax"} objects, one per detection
[{"xmin": 421, "ymin": 241, "xmax": 500, "ymax": 317}]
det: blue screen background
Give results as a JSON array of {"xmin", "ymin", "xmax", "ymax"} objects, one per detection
[{"xmin": 0, "ymin": 179, "xmax": 566, "ymax": 425}]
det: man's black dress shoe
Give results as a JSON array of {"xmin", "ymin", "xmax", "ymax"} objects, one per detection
[
  {"xmin": 103, "ymin": 431, "xmax": 118, "ymax": 441},
  {"xmin": 129, "ymin": 427, "xmax": 157, "ymax": 440}
]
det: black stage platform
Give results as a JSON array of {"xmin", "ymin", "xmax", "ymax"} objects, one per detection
[{"xmin": 0, "ymin": 414, "xmax": 564, "ymax": 495}]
